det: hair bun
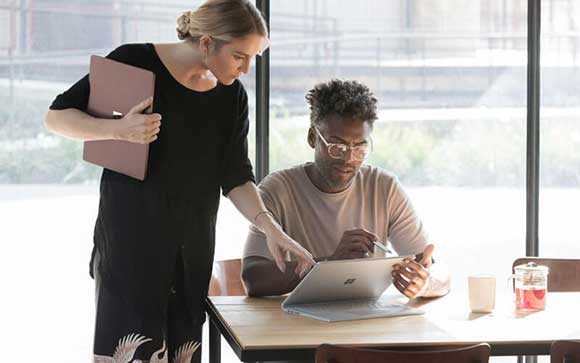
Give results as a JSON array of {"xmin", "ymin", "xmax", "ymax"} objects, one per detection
[{"xmin": 176, "ymin": 11, "xmax": 193, "ymax": 40}]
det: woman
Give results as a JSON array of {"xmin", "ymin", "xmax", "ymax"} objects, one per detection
[{"xmin": 45, "ymin": 1, "xmax": 314, "ymax": 362}]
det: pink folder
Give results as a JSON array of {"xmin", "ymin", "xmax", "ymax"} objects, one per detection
[{"xmin": 84, "ymin": 55, "xmax": 156, "ymax": 180}]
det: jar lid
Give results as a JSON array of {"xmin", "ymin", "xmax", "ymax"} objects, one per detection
[{"xmin": 514, "ymin": 262, "xmax": 549, "ymax": 273}]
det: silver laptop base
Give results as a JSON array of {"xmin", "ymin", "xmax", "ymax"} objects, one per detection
[{"xmin": 284, "ymin": 295, "xmax": 424, "ymax": 322}]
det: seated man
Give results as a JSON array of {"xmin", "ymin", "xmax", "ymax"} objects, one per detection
[{"xmin": 242, "ymin": 79, "xmax": 449, "ymax": 299}]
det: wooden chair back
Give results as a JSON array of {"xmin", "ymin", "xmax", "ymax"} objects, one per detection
[
  {"xmin": 512, "ymin": 257, "xmax": 580, "ymax": 292},
  {"xmin": 208, "ymin": 258, "xmax": 246, "ymax": 296},
  {"xmin": 551, "ymin": 340, "xmax": 580, "ymax": 363},
  {"xmin": 315, "ymin": 343, "xmax": 491, "ymax": 363}
]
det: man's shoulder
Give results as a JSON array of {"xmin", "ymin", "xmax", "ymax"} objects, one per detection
[
  {"xmin": 259, "ymin": 164, "xmax": 307, "ymax": 194},
  {"xmin": 358, "ymin": 164, "xmax": 399, "ymax": 186}
]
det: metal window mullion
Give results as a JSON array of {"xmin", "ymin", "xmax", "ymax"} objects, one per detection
[
  {"xmin": 255, "ymin": 0, "xmax": 270, "ymax": 182},
  {"xmin": 524, "ymin": 0, "xmax": 540, "ymax": 356},
  {"xmin": 526, "ymin": 0, "xmax": 541, "ymax": 258}
]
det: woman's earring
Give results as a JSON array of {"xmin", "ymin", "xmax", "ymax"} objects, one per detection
[{"xmin": 202, "ymin": 49, "xmax": 209, "ymax": 66}]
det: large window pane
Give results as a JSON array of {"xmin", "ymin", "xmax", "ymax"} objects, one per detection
[
  {"xmin": 539, "ymin": 0, "xmax": 580, "ymax": 257},
  {"xmin": 270, "ymin": 0, "xmax": 527, "ymax": 289},
  {"xmin": 0, "ymin": 1, "xmax": 252, "ymax": 362}
]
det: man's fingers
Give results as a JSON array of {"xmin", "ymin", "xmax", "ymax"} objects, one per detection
[
  {"xmin": 393, "ymin": 278, "xmax": 415, "ymax": 298},
  {"xmin": 348, "ymin": 241, "xmax": 372, "ymax": 253},
  {"xmin": 393, "ymin": 263, "xmax": 425, "ymax": 284},
  {"xmin": 421, "ymin": 244, "xmax": 435, "ymax": 267},
  {"xmin": 393, "ymin": 275, "xmax": 420, "ymax": 298},
  {"xmin": 393, "ymin": 279, "xmax": 406, "ymax": 294},
  {"xmin": 343, "ymin": 235, "xmax": 374, "ymax": 252},
  {"xmin": 404, "ymin": 261, "xmax": 430, "ymax": 280},
  {"xmin": 344, "ymin": 229, "xmax": 379, "ymax": 242},
  {"xmin": 129, "ymin": 96, "xmax": 153, "ymax": 114},
  {"xmin": 357, "ymin": 228, "xmax": 380, "ymax": 242},
  {"xmin": 348, "ymin": 251, "xmax": 366, "ymax": 259}
]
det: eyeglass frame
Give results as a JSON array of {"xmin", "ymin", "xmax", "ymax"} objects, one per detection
[{"xmin": 312, "ymin": 126, "xmax": 373, "ymax": 161}]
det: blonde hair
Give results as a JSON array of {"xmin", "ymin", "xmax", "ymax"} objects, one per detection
[{"xmin": 176, "ymin": 0, "xmax": 268, "ymax": 45}]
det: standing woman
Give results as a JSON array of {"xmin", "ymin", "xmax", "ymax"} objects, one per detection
[{"xmin": 45, "ymin": 1, "xmax": 314, "ymax": 362}]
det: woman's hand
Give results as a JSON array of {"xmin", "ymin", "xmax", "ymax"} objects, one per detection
[
  {"xmin": 115, "ymin": 97, "xmax": 162, "ymax": 144},
  {"xmin": 224, "ymin": 183, "xmax": 316, "ymax": 278},
  {"xmin": 263, "ymin": 225, "xmax": 315, "ymax": 278}
]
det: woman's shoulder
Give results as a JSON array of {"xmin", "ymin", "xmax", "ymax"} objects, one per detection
[
  {"xmin": 224, "ymin": 79, "xmax": 248, "ymax": 101},
  {"xmin": 204, "ymin": 79, "xmax": 248, "ymax": 108},
  {"xmin": 108, "ymin": 43, "xmax": 152, "ymax": 56},
  {"xmin": 105, "ymin": 43, "xmax": 156, "ymax": 69}
]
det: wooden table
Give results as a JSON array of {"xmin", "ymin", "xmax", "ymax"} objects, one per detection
[{"xmin": 206, "ymin": 290, "xmax": 580, "ymax": 363}]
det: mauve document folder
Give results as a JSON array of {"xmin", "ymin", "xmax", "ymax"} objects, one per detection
[{"xmin": 83, "ymin": 55, "xmax": 155, "ymax": 180}]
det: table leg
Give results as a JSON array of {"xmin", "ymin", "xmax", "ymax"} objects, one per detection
[{"xmin": 210, "ymin": 318, "xmax": 221, "ymax": 363}]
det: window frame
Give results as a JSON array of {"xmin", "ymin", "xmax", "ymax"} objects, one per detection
[{"xmin": 255, "ymin": 0, "xmax": 541, "ymax": 257}]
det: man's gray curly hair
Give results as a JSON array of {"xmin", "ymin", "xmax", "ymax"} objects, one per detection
[{"xmin": 305, "ymin": 79, "xmax": 378, "ymax": 128}]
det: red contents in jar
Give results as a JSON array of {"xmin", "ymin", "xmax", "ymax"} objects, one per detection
[{"xmin": 515, "ymin": 287, "xmax": 546, "ymax": 310}]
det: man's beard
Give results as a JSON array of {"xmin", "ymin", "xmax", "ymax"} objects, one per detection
[{"xmin": 320, "ymin": 163, "xmax": 356, "ymax": 191}]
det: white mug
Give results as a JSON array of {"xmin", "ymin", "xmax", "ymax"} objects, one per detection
[{"xmin": 468, "ymin": 274, "xmax": 496, "ymax": 313}]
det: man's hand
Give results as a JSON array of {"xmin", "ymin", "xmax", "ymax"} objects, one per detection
[
  {"xmin": 329, "ymin": 229, "xmax": 378, "ymax": 261},
  {"xmin": 392, "ymin": 244, "xmax": 435, "ymax": 298}
]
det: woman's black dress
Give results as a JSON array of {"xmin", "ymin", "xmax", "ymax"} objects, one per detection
[{"xmin": 50, "ymin": 43, "xmax": 254, "ymax": 362}]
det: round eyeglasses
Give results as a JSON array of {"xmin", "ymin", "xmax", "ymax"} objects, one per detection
[{"xmin": 314, "ymin": 127, "xmax": 372, "ymax": 161}]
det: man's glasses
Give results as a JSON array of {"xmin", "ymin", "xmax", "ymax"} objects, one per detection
[{"xmin": 314, "ymin": 126, "xmax": 372, "ymax": 161}]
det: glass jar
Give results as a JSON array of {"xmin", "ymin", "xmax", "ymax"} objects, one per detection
[{"xmin": 511, "ymin": 262, "xmax": 549, "ymax": 310}]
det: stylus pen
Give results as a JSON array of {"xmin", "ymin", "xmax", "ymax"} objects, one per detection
[{"xmin": 373, "ymin": 241, "xmax": 394, "ymax": 255}]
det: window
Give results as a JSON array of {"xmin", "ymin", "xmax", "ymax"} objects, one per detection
[
  {"xmin": 2, "ymin": 0, "xmax": 573, "ymax": 362},
  {"xmin": 539, "ymin": 0, "xmax": 580, "ymax": 258},
  {"xmin": 270, "ymin": 0, "xmax": 528, "ymax": 286},
  {"xmin": 0, "ymin": 1, "xmax": 252, "ymax": 361}
]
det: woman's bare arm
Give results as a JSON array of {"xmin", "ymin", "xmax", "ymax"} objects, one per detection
[{"xmin": 45, "ymin": 97, "xmax": 161, "ymax": 143}]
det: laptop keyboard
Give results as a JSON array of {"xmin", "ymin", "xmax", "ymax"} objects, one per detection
[
  {"xmin": 296, "ymin": 299, "xmax": 398, "ymax": 313},
  {"xmin": 342, "ymin": 300, "xmax": 397, "ymax": 309},
  {"xmin": 286, "ymin": 297, "xmax": 424, "ymax": 322}
]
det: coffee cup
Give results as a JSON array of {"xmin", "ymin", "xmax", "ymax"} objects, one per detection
[{"xmin": 468, "ymin": 274, "xmax": 496, "ymax": 313}]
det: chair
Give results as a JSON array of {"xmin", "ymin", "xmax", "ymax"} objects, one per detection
[
  {"xmin": 207, "ymin": 259, "xmax": 246, "ymax": 363},
  {"xmin": 512, "ymin": 257, "xmax": 580, "ymax": 292},
  {"xmin": 551, "ymin": 340, "xmax": 580, "ymax": 363},
  {"xmin": 315, "ymin": 343, "xmax": 491, "ymax": 363},
  {"xmin": 208, "ymin": 258, "xmax": 246, "ymax": 296}
]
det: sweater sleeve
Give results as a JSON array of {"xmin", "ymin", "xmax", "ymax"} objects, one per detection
[{"xmin": 386, "ymin": 176, "xmax": 429, "ymax": 256}]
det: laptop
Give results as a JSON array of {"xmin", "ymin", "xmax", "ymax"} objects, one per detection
[
  {"xmin": 84, "ymin": 55, "xmax": 156, "ymax": 180},
  {"xmin": 281, "ymin": 256, "xmax": 425, "ymax": 322}
]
